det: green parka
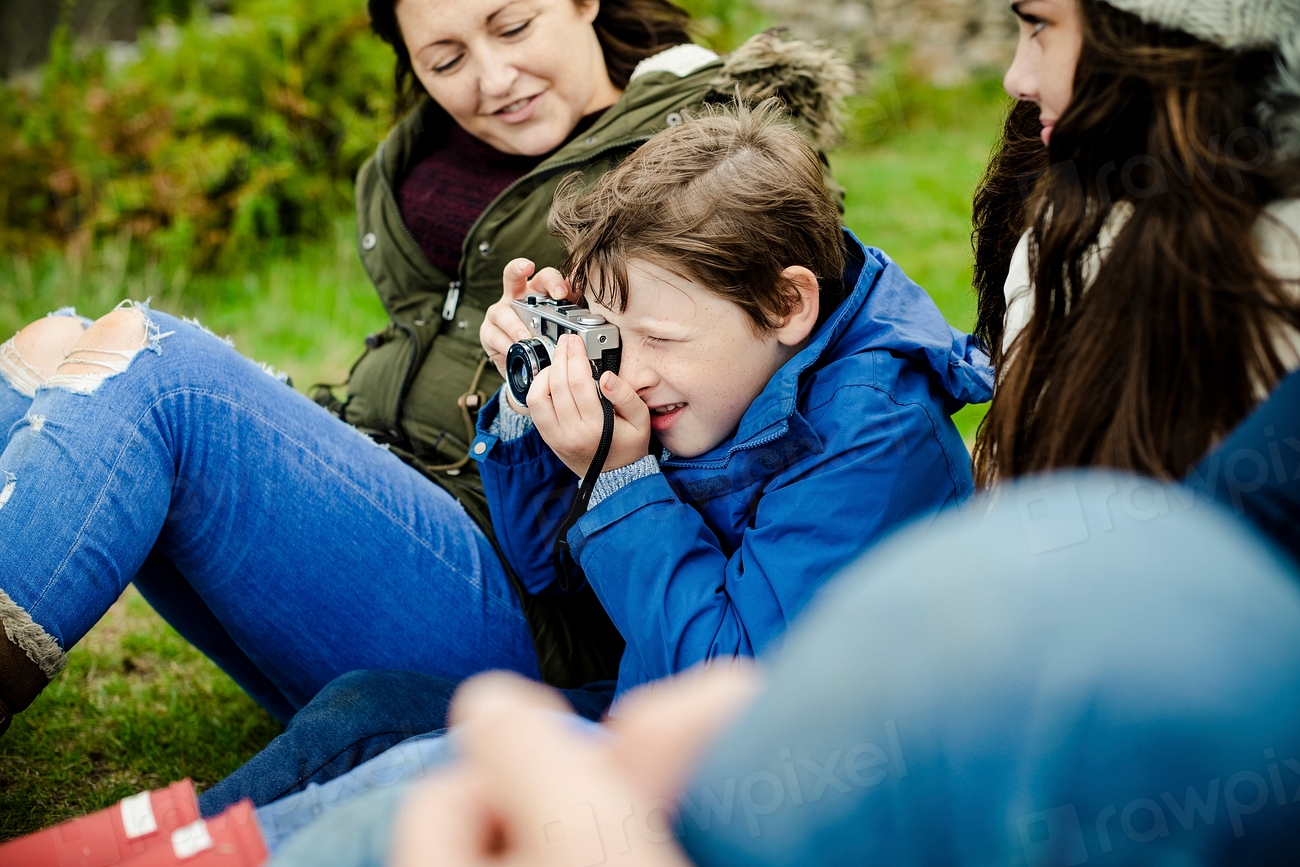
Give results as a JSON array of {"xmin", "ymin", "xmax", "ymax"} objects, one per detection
[{"xmin": 313, "ymin": 31, "xmax": 853, "ymax": 687}]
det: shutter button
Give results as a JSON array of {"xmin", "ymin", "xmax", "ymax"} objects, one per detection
[
  {"xmin": 478, "ymin": 241, "xmax": 490, "ymax": 256},
  {"xmin": 361, "ymin": 232, "xmax": 377, "ymax": 251}
]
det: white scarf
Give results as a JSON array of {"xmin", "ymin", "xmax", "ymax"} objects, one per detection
[{"xmin": 1001, "ymin": 198, "xmax": 1300, "ymax": 385}]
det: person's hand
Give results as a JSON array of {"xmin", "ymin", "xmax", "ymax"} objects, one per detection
[
  {"xmin": 480, "ymin": 258, "xmax": 577, "ymax": 411},
  {"xmin": 388, "ymin": 665, "xmax": 760, "ymax": 867},
  {"xmin": 528, "ymin": 334, "xmax": 652, "ymax": 477}
]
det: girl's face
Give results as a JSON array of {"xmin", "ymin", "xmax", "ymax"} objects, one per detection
[
  {"xmin": 586, "ymin": 261, "xmax": 811, "ymax": 459},
  {"xmin": 1003, "ymin": 0, "xmax": 1084, "ymax": 145},
  {"xmin": 395, "ymin": 0, "xmax": 622, "ymax": 156}
]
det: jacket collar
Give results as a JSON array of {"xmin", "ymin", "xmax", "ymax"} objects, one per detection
[{"xmin": 736, "ymin": 229, "xmax": 875, "ymax": 444}]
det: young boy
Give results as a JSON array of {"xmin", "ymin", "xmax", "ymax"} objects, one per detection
[
  {"xmin": 473, "ymin": 98, "xmax": 991, "ymax": 693},
  {"xmin": 204, "ymin": 99, "xmax": 993, "ymax": 844}
]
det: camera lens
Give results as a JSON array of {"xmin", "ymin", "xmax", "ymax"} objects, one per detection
[{"xmin": 506, "ymin": 339, "xmax": 551, "ymax": 407}]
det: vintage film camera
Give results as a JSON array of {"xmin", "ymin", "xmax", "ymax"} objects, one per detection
[{"xmin": 507, "ymin": 295, "xmax": 622, "ymax": 407}]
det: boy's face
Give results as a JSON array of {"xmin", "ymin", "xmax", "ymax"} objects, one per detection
[{"xmin": 586, "ymin": 260, "xmax": 799, "ymax": 459}]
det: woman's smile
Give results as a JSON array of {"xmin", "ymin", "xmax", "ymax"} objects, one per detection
[{"xmin": 491, "ymin": 92, "xmax": 544, "ymax": 122}]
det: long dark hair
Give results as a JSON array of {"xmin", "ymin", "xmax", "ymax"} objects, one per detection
[
  {"xmin": 367, "ymin": 0, "xmax": 693, "ymax": 115},
  {"xmin": 971, "ymin": 99, "xmax": 1049, "ymax": 353},
  {"xmin": 972, "ymin": 0, "xmax": 1300, "ymax": 486}
]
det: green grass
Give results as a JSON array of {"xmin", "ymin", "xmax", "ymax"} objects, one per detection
[
  {"xmin": 0, "ymin": 78, "xmax": 1009, "ymax": 841},
  {"xmin": 0, "ymin": 220, "xmax": 388, "ymax": 391},
  {"xmin": 835, "ymin": 75, "xmax": 1010, "ymax": 438},
  {"xmin": 0, "ymin": 588, "xmax": 284, "ymax": 838}
]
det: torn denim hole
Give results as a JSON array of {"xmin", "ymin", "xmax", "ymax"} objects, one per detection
[
  {"xmin": 0, "ymin": 337, "xmax": 43, "ymax": 399},
  {"xmin": 45, "ymin": 299, "xmax": 175, "ymax": 397},
  {"xmin": 121, "ymin": 299, "xmax": 176, "ymax": 356},
  {"xmin": 47, "ymin": 346, "xmax": 142, "ymax": 395},
  {"xmin": 0, "ymin": 471, "xmax": 13, "ymax": 509},
  {"xmin": 0, "ymin": 586, "xmax": 67, "ymax": 679}
]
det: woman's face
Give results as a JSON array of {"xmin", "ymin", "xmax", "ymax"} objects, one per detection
[
  {"xmin": 1003, "ymin": 0, "xmax": 1084, "ymax": 145},
  {"xmin": 395, "ymin": 0, "xmax": 622, "ymax": 156}
]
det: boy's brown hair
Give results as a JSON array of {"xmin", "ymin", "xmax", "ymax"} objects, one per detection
[{"xmin": 548, "ymin": 100, "xmax": 845, "ymax": 333}]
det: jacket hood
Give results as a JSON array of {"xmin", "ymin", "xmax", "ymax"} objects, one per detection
[
  {"xmin": 727, "ymin": 229, "xmax": 993, "ymax": 451},
  {"xmin": 708, "ymin": 28, "xmax": 856, "ymax": 150}
]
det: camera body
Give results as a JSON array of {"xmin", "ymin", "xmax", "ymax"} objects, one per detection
[{"xmin": 507, "ymin": 295, "xmax": 621, "ymax": 407}]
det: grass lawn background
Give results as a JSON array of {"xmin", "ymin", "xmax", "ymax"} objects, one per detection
[{"xmin": 0, "ymin": 78, "xmax": 1010, "ymax": 839}]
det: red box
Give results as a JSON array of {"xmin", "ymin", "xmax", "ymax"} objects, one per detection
[
  {"xmin": 123, "ymin": 801, "xmax": 266, "ymax": 867},
  {"xmin": 0, "ymin": 778, "xmax": 200, "ymax": 866}
]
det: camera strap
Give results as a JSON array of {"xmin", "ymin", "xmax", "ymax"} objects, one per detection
[{"xmin": 552, "ymin": 391, "xmax": 616, "ymax": 592}]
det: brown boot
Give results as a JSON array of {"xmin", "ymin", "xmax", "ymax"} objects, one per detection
[{"xmin": 0, "ymin": 591, "xmax": 64, "ymax": 737}]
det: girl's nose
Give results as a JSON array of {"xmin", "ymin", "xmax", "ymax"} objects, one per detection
[{"xmin": 1003, "ymin": 45, "xmax": 1038, "ymax": 103}]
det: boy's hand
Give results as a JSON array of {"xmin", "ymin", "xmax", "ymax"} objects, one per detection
[
  {"xmin": 528, "ymin": 333, "xmax": 651, "ymax": 477},
  {"xmin": 481, "ymin": 258, "xmax": 577, "ymax": 410}
]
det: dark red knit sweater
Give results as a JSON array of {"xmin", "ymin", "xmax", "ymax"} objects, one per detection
[
  {"xmin": 397, "ymin": 113, "xmax": 606, "ymax": 276},
  {"xmin": 397, "ymin": 124, "xmax": 541, "ymax": 276}
]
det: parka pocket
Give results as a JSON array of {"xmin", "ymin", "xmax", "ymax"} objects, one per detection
[
  {"xmin": 386, "ymin": 293, "xmax": 500, "ymax": 463},
  {"xmin": 343, "ymin": 319, "xmax": 440, "ymax": 437}
]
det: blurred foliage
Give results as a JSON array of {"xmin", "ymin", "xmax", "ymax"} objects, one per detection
[
  {"xmin": 841, "ymin": 45, "xmax": 1011, "ymax": 149},
  {"xmin": 0, "ymin": 0, "xmax": 776, "ymax": 272},
  {"xmin": 677, "ymin": 0, "xmax": 770, "ymax": 54},
  {"xmin": 0, "ymin": 0, "xmax": 393, "ymax": 270}
]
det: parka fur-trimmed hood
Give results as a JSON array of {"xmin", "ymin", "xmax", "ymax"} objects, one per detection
[{"xmin": 707, "ymin": 28, "xmax": 856, "ymax": 150}]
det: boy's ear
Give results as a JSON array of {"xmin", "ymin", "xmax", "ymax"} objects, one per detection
[{"xmin": 775, "ymin": 266, "xmax": 821, "ymax": 348}]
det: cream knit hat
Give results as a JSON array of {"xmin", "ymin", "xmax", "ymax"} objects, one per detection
[{"xmin": 1102, "ymin": 0, "xmax": 1299, "ymax": 50}]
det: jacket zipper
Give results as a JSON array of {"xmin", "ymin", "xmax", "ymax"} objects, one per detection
[{"xmin": 662, "ymin": 426, "xmax": 790, "ymax": 471}]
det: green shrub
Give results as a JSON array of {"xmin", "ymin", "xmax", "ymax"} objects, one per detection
[{"xmin": 0, "ymin": 0, "xmax": 393, "ymax": 269}]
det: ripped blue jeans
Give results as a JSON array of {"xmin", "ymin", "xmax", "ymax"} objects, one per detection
[{"xmin": 0, "ymin": 304, "xmax": 540, "ymax": 722}]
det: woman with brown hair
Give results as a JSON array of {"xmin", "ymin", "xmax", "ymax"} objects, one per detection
[{"xmin": 972, "ymin": 0, "xmax": 1300, "ymax": 485}]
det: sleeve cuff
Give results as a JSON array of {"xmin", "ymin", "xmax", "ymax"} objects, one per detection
[
  {"xmin": 487, "ymin": 387, "xmax": 534, "ymax": 442},
  {"xmin": 588, "ymin": 455, "xmax": 661, "ymax": 509}
]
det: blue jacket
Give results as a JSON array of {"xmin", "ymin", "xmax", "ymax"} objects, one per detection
[{"xmin": 471, "ymin": 230, "xmax": 993, "ymax": 694}]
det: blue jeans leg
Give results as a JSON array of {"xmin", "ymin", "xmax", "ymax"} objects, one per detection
[
  {"xmin": 134, "ymin": 548, "xmax": 299, "ymax": 723},
  {"xmin": 0, "ymin": 305, "xmax": 540, "ymax": 710},
  {"xmin": 678, "ymin": 472, "xmax": 1300, "ymax": 865}
]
